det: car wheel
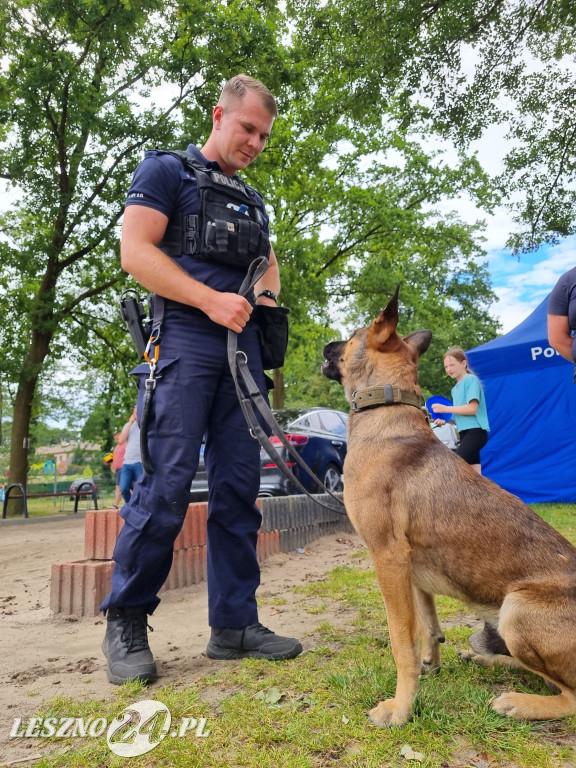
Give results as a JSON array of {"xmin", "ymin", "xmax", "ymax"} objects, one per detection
[{"xmin": 320, "ymin": 463, "xmax": 343, "ymax": 493}]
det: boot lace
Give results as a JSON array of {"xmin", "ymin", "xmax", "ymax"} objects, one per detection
[
  {"xmin": 244, "ymin": 623, "xmax": 273, "ymax": 639},
  {"xmin": 120, "ymin": 614, "xmax": 154, "ymax": 654}
]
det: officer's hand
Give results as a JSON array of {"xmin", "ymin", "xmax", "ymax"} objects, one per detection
[{"xmin": 205, "ymin": 292, "xmax": 253, "ymax": 332}]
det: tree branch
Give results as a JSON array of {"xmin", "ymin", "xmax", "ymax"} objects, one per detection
[
  {"xmin": 531, "ymin": 120, "xmax": 576, "ymax": 237},
  {"xmin": 56, "ymin": 277, "xmax": 120, "ymax": 321}
]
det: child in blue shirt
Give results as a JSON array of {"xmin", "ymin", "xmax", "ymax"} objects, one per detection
[{"xmin": 433, "ymin": 347, "xmax": 490, "ymax": 474}]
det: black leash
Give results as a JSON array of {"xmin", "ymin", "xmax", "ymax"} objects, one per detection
[{"xmin": 227, "ymin": 258, "xmax": 347, "ymax": 515}]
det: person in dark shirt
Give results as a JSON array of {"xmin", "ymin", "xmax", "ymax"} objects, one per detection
[
  {"xmin": 100, "ymin": 75, "xmax": 302, "ymax": 686},
  {"xmin": 548, "ymin": 266, "xmax": 576, "ymax": 366}
]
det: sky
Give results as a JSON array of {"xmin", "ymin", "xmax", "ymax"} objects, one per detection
[
  {"xmin": 484, "ymin": 237, "xmax": 574, "ymax": 334},
  {"xmin": 448, "ymin": 182, "xmax": 575, "ymax": 334},
  {"xmin": 436, "ymin": 120, "xmax": 574, "ymax": 335}
]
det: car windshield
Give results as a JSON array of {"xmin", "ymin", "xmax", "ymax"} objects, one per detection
[{"xmin": 272, "ymin": 409, "xmax": 347, "ymax": 436}]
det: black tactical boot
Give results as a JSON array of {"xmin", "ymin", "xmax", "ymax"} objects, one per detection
[
  {"xmin": 206, "ymin": 623, "xmax": 302, "ymax": 661},
  {"xmin": 102, "ymin": 606, "xmax": 158, "ymax": 685}
]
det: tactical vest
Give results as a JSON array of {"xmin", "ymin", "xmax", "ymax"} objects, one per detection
[{"xmin": 156, "ymin": 150, "xmax": 271, "ymax": 269}]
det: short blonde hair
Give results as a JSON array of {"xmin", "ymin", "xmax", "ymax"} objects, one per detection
[{"xmin": 218, "ymin": 74, "xmax": 278, "ymax": 117}]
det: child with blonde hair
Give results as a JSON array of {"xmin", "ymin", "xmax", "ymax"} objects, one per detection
[{"xmin": 433, "ymin": 347, "xmax": 490, "ymax": 474}]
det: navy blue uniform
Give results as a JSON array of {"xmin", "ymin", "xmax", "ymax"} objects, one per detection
[{"xmin": 100, "ymin": 145, "xmax": 271, "ymax": 627}]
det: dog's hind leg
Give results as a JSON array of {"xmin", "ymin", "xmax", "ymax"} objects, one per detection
[
  {"xmin": 367, "ymin": 545, "xmax": 422, "ymax": 727},
  {"xmin": 414, "ymin": 588, "xmax": 444, "ymax": 674},
  {"xmin": 470, "ymin": 621, "xmax": 511, "ymax": 657},
  {"xmin": 492, "ymin": 586, "xmax": 576, "ymax": 721}
]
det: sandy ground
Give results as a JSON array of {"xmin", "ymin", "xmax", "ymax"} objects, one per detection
[{"xmin": 0, "ymin": 515, "xmax": 366, "ymax": 766}]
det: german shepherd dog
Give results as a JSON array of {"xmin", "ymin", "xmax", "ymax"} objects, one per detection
[{"xmin": 321, "ymin": 287, "xmax": 576, "ymax": 726}]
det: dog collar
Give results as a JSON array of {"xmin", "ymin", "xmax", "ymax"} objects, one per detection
[{"xmin": 351, "ymin": 384, "xmax": 423, "ymax": 413}]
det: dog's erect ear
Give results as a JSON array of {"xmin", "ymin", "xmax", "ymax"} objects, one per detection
[
  {"xmin": 404, "ymin": 330, "xmax": 432, "ymax": 358},
  {"xmin": 368, "ymin": 285, "xmax": 399, "ymax": 350}
]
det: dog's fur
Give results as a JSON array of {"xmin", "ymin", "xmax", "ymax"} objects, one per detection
[{"xmin": 322, "ymin": 288, "xmax": 576, "ymax": 726}]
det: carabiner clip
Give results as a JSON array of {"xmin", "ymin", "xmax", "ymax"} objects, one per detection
[
  {"xmin": 145, "ymin": 359, "xmax": 157, "ymax": 391},
  {"xmin": 144, "ymin": 336, "xmax": 160, "ymax": 365}
]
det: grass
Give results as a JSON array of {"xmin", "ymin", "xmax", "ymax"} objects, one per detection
[{"xmin": 13, "ymin": 503, "xmax": 576, "ymax": 767}]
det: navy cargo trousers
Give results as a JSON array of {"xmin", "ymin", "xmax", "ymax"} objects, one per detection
[{"xmin": 99, "ymin": 306, "xmax": 269, "ymax": 628}]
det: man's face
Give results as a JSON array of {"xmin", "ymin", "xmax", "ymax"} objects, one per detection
[{"xmin": 212, "ymin": 90, "xmax": 274, "ymax": 175}]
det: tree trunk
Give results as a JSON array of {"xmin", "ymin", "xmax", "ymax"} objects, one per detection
[{"xmin": 9, "ymin": 330, "xmax": 52, "ymax": 490}]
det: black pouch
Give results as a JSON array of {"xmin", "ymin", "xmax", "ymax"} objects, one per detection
[
  {"xmin": 253, "ymin": 304, "xmax": 290, "ymax": 369},
  {"xmin": 120, "ymin": 290, "xmax": 151, "ymax": 358}
]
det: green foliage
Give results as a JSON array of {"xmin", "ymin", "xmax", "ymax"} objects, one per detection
[
  {"xmin": 0, "ymin": 0, "xmax": 293, "ymax": 482},
  {"xmin": 288, "ymin": 0, "xmax": 576, "ymax": 253},
  {"xmin": 1, "ymin": 0, "xmax": 512, "ymax": 480}
]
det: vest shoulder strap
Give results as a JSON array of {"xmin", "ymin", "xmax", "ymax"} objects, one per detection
[
  {"xmin": 159, "ymin": 149, "xmax": 206, "ymax": 174},
  {"xmin": 154, "ymin": 148, "xmax": 257, "ymax": 199}
]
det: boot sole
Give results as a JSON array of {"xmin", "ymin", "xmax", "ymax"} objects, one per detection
[
  {"xmin": 106, "ymin": 667, "xmax": 158, "ymax": 685},
  {"xmin": 206, "ymin": 642, "xmax": 302, "ymax": 661},
  {"xmin": 102, "ymin": 640, "xmax": 158, "ymax": 685}
]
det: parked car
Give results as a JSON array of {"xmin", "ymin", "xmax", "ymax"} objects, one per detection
[
  {"xmin": 69, "ymin": 477, "xmax": 98, "ymax": 500},
  {"xmin": 189, "ymin": 407, "xmax": 348, "ymax": 501}
]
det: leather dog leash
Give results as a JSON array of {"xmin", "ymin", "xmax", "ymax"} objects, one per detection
[{"xmin": 227, "ymin": 257, "xmax": 347, "ymax": 514}]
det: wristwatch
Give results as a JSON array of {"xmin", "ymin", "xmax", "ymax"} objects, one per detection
[{"xmin": 255, "ymin": 289, "xmax": 278, "ymax": 303}]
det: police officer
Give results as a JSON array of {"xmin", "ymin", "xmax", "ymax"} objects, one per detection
[{"xmin": 100, "ymin": 75, "xmax": 302, "ymax": 685}]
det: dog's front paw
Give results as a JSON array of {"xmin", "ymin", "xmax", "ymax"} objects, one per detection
[{"xmin": 368, "ymin": 699, "xmax": 411, "ymax": 727}]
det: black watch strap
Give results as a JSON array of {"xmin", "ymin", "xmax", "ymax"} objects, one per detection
[{"xmin": 255, "ymin": 289, "xmax": 278, "ymax": 303}]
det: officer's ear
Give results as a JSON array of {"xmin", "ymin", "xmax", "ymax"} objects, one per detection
[{"xmin": 213, "ymin": 105, "xmax": 224, "ymax": 129}]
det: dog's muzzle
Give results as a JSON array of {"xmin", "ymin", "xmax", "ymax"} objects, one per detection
[{"xmin": 321, "ymin": 341, "xmax": 345, "ymax": 382}]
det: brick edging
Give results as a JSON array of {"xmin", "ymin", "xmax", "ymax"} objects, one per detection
[{"xmin": 50, "ymin": 495, "xmax": 351, "ymax": 617}]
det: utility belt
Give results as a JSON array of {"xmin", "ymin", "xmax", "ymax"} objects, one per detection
[
  {"xmin": 160, "ymin": 300, "xmax": 288, "ymax": 369},
  {"xmin": 163, "ymin": 299, "xmax": 205, "ymax": 316}
]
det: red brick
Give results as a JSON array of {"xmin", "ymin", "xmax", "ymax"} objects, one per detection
[
  {"xmin": 181, "ymin": 511, "xmax": 194, "ymax": 550},
  {"xmin": 196, "ymin": 546, "xmax": 207, "ymax": 582},
  {"xmin": 191, "ymin": 504, "xmax": 208, "ymax": 546},
  {"xmin": 50, "ymin": 559, "xmax": 113, "ymax": 617},
  {"xmin": 84, "ymin": 509, "xmax": 123, "ymax": 560}
]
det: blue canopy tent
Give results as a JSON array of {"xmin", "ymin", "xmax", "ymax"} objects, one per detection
[{"xmin": 466, "ymin": 296, "xmax": 576, "ymax": 504}]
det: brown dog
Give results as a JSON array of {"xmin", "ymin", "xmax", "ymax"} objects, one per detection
[{"xmin": 322, "ymin": 287, "xmax": 576, "ymax": 726}]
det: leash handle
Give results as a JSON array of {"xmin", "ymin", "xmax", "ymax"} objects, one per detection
[{"xmin": 237, "ymin": 255, "xmax": 269, "ymax": 299}]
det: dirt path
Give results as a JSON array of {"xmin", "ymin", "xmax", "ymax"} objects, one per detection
[{"xmin": 0, "ymin": 515, "xmax": 366, "ymax": 766}]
